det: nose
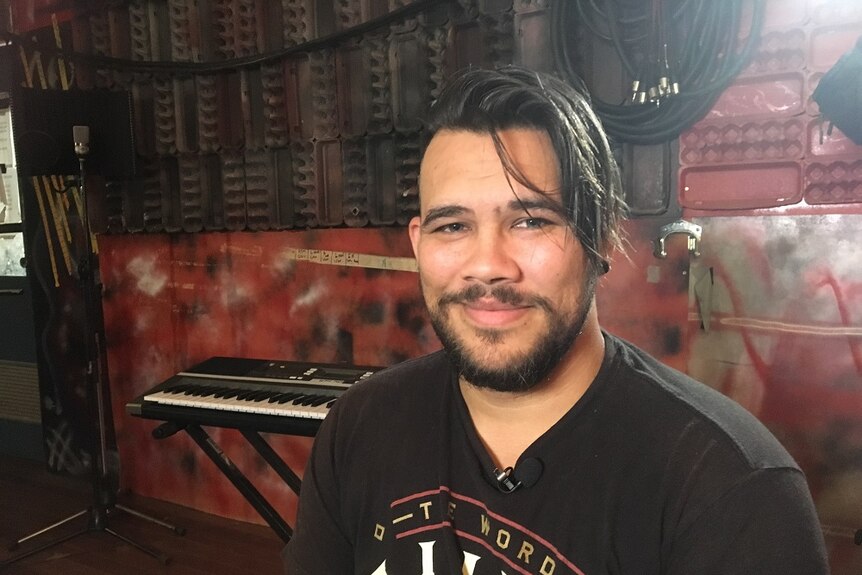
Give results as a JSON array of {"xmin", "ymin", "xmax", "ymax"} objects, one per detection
[{"xmin": 461, "ymin": 228, "xmax": 521, "ymax": 285}]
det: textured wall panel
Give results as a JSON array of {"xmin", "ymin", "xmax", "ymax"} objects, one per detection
[
  {"xmin": 153, "ymin": 76, "xmax": 178, "ymax": 155},
  {"xmin": 104, "ymin": 182, "xmax": 126, "ymax": 234},
  {"xmin": 337, "ymin": 0, "xmax": 363, "ymax": 30},
  {"xmin": 168, "ymin": 0, "xmax": 195, "ymax": 61},
  {"xmin": 262, "ymin": 63, "xmax": 290, "ymax": 148},
  {"xmin": 160, "ymin": 155, "xmax": 183, "ymax": 232},
  {"xmin": 680, "ymin": 162, "xmax": 803, "ymax": 210},
  {"xmin": 139, "ymin": 157, "xmax": 162, "ymax": 232},
  {"xmin": 245, "ymin": 149, "xmax": 277, "ymax": 230},
  {"xmin": 283, "ymin": 0, "xmax": 313, "ymax": 46},
  {"xmin": 179, "ymin": 153, "xmax": 205, "ymax": 231},
  {"xmin": 390, "ymin": 32, "xmax": 430, "ymax": 132},
  {"xmin": 108, "ymin": 8, "xmax": 132, "ymax": 60},
  {"xmin": 222, "ymin": 151, "xmax": 248, "ymax": 230},
  {"xmin": 805, "ymin": 160, "xmax": 862, "ymax": 205},
  {"xmin": 310, "ymin": 50, "xmax": 339, "ymax": 140},
  {"xmin": 241, "ymin": 68, "xmax": 266, "ymax": 149},
  {"xmin": 132, "ymin": 81, "xmax": 157, "ymax": 158},
  {"xmin": 448, "ymin": 20, "xmax": 485, "ymax": 71},
  {"xmin": 336, "ymin": 43, "xmax": 371, "ymax": 137},
  {"xmin": 703, "ymin": 73, "xmax": 805, "ymax": 121},
  {"xmin": 342, "ymin": 136, "xmax": 369, "ymax": 227},
  {"xmin": 622, "ymin": 143, "xmax": 677, "ymax": 217},
  {"xmin": 236, "ymin": 0, "xmax": 264, "ymax": 55},
  {"xmin": 285, "ymin": 56, "xmax": 314, "ymax": 140},
  {"xmin": 196, "ymin": 75, "xmax": 221, "ymax": 153},
  {"xmin": 175, "ymin": 77, "xmax": 199, "ymax": 153},
  {"xmin": 681, "ymin": 119, "xmax": 806, "ymax": 166},
  {"xmin": 809, "ymin": 0, "xmax": 862, "ymax": 27},
  {"xmin": 514, "ymin": 7, "xmax": 550, "ymax": 72},
  {"xmin": 681, "ymin": 7, "xmax": 862, "ymax": 215},
  {"xmin": 213, "ymin": 0, "xmax": 240, "ymax": 58},
  {"xmin": 394, "ymin": 130, "xmax": 421, "ymax": 224},
  {"xmin": 479, "ymin": 9, "xmax": 514, "ymax": 67},
  {"xmin": 217, "ymin": 72, "xmax": 244, "ymax": 150},
  {"xmin": 743, "ymin": 29, "xmax": 806, "ymax": 76},
  {"xmin": 314, "ymin": 139, "xmax": 344, "ymax": 226},
  {"xmin": 273, "ymin": 147, "xmax": 296, "ymax": 229},
  {"xmin": 201, "ymin": 153, "xmax": 226, "ymax": 229},
  {"xmin": 89, "ymin": 11, "xmax": 115, "ymax": 88},
  {"xmin": 514, "ymin": 0, "xmax": 549, "ymax": 10},
  {"xmin": 389, "ymin": 0, "xmax": 419, "ymax": 33},
  {"xmin": 291, "ymin": 139, "xmax": 315, "ymax": 227},
  {"xmin": 367, "ymin": 135, "xmax": 399, "ymax": 225},
  {"xmin": 809, "ymin": 24, "xmax": 862, "ymax": 70},
  {"xmin": 367, "ymin": 31, "xmax": 394, "ymax": 134},
  {"xmin": 808, "ymin": 119, "xmax": 862, "ymax": 158},
  {"xmin": 128, "ymin": 1, "xmax": 154, "ymax": 61}
]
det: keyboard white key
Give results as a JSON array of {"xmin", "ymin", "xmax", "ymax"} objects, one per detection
[{"xmin": 144, "ymin": 387, "xmax": 337, "ymax": 420}]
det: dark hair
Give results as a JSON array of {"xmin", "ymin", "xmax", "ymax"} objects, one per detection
[{"xmin": 425, "ymin": 66, "xmax": 626, "ymax": 270}]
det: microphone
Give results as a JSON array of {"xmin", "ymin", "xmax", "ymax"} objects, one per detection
[
  {"xmin": 492, "ymin": 458, "xmax": 543, "ymax": 493},
  {"xmin": 73, "ymin": 125, "xmax": 90, "ymax": 158}
]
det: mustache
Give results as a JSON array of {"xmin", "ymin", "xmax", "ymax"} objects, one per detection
[{"xmin": 437, "ymin": 284, "xmax": 554, "ymax": 313}]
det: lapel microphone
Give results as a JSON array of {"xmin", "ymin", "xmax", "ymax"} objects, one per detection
[{"xmin": 492, "ymin": 458, "xmax": 544, "ymax": 493}]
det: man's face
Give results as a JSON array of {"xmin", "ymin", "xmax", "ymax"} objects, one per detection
[{"xmin": 409, "ymin": 128, "xmax": 598, "ymax": 392}]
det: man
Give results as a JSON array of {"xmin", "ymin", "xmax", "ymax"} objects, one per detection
[{"xmin": 283, "ymin": 67, "xmax": 829, "ymax": 574}]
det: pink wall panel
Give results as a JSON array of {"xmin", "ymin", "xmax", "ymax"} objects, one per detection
[
  {"xmin": 686, "ymin": 215, "xmax": 862, "ymax": 572},
  {"xmin": 680, "ymin": 162, "xmax": 802, "ymax": 209},
  {"xmin": 703, "ymin": 74, "xmax": 805, "ymax": 121},
  {"xmin": 680, "ymin": 3, "xmax": 862, "ymax": 217},
  {"xmin": 678, "ymin": 1, "xmax": 862, "ymax": 568}
]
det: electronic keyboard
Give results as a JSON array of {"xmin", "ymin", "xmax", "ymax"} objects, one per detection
[{"xmin": 126, "ymin": 356, "xmax": 382, "ymax": 435}]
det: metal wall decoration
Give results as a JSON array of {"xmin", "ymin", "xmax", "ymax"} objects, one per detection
[{"xmin": 9, "ymin": 0, "xmax": 551, "ymax": 235}]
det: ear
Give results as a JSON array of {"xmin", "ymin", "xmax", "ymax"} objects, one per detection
[{"xmin": 408, "ymin": 216, "xmax": 422, "ymax": 262}]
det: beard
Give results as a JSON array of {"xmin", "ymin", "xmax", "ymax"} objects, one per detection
[{"xmin": 426, "ymin": 275, "xmax": 597, "ymax": 393}]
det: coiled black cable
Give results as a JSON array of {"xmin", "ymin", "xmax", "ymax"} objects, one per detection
[{"xmin": 553, "ymin": 0, "xmax": 765, "ymax": 145}]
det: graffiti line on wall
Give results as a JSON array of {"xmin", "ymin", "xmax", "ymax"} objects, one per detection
[
  {"xmin": 688, "ymin": 313, "xmax": 862, "ymax": 337},
  {"xmin": 283, "ymin": 248, "xmax": 417, "ymax": 273}
]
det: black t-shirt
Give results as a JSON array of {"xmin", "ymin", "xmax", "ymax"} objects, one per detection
[{"xmin": 283, "ymin": 334, "xmax": 828, "ymax": 574}]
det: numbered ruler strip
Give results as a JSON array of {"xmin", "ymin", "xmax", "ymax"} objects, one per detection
[{"xmin": 285, "ymin": 248, "xmax": 418, "ymax": 272}]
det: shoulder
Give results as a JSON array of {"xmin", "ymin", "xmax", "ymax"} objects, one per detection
[
  {"xmin": 343, "ymin": 349, "xmax": 451, "ymax": 401},
  {"xmin": 605, "ymin": 334, "xmax": 798, "ymax": 472},
  {"xmin": 323, "ymin": 350, "xmax": 452, "ymax": 429}
]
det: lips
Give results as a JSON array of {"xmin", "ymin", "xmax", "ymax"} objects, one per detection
[
  {"xmin": 461, "ymin": 299, "xmax": 531, "ymax": 327},
  {"xmin": 465, "ymin": 297, "xmax": 525, "ymax": 311}
]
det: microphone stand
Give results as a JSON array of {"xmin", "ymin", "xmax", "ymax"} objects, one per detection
[{"xmin": 3, "ymin": 136, "xmax": 184, "ymax": 568}]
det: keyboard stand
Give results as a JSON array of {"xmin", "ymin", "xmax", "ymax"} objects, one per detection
[{"xmin": 153, "ymin": 421, "xmax": 299, "ymax": 542}]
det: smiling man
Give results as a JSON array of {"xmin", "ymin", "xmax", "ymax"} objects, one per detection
[{"xmin": 283, "ymin": 67, "xmax": 828, "ymax": 574}]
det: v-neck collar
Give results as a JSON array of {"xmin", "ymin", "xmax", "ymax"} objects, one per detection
[{"xmin": 448, "ymin": 333, "xmax": 620, "ymax": 484}]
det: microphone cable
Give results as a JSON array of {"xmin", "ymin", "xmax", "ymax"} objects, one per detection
[{"xmin": 552, "ymin": 0, "xmax": 766, "ymax": 145}]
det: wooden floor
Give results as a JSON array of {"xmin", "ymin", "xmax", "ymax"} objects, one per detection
[{"xmin": 0, "ymin": 456, "xmax": 283, "ymax": 574}]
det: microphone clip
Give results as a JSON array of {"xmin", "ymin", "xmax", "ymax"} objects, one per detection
[
  {"xmin": 493, "ymin": 467, "xmax": 522, "ymax": 493},
  {"xmin": 73, "ymin": 125, "xmax": 91, "ymax": 159}
]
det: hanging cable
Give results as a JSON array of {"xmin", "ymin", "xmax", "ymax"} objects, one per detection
[
  {"xmin": 0, "ymin": 0, "xmax": 454, "ymax": 75},
  {"xmin": 553, "ymin": 0, "xmax": 765, "ymax": 145}
]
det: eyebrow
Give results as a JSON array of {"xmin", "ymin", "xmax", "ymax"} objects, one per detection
[
  {"xmin": 422, "ymin": 205, "xmax": 467, "ymax": 229},
  {"xmin": 511, "ymin": 196, "xmax": 567, "ymax": 218}
]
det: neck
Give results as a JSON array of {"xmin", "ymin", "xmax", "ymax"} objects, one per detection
[{"xmin": 459, "ymin": 310, "xmax": 605, "ymax": 469}]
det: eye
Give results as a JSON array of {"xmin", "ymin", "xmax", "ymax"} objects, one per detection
[
  {"xmin": 514, "ymin": 217, "xmax": 553, "ymax": 229},
  {"xmin": 432, "ymin": 222, "xmax": 467, "ymax": 233}
]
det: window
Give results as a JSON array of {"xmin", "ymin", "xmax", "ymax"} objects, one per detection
[{"xmin": 0, "ymin": 104, "xmax": 24, "ymax": 277}]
